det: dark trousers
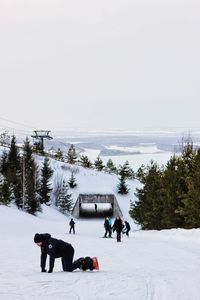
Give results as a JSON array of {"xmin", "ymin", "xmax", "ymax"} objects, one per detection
[
  {"xmin": 104, "ymin": 228, "xmax": 110, "ymax": 237},
  {"xmin": 69, "ymin": 226, "xmax": 75, "ymax": 234},
  {"xmin": 61, "ymin": 246, "xmax": 83, "ymax": 272},
  {"xmin": 116, "ymin": 231, "xmax": 121, "ymax": 242}
]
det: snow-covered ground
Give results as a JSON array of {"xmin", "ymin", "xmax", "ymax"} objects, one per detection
[
  {"xmin": 1, "ymin": 152, "xmax": 200, "ymax": 300},
  {"xmin": 1, "ymin": 204, "xmax": 200, "ymax": 300}
]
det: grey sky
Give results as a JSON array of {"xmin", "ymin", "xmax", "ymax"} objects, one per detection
[{"xmin": 0, "ymin": 0, "xmax": 200, "ymax": 131}]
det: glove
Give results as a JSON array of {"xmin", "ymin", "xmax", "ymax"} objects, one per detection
[
  {"xmin": 48, "ymin": 270, "xmax": 53, "ymax": 273},
  {"xmin": 41, "ymin": 268, "xmax": 47, "ymax": 273}
]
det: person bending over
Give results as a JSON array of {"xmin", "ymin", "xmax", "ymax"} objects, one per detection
[{"xmin": 34, "ymin": 233, "xmax": 98, "ymax": 273}]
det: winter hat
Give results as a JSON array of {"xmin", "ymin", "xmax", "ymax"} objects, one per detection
[{"xmin": 34, "ymin": 233, "xmax": 43, "ymax": 243}]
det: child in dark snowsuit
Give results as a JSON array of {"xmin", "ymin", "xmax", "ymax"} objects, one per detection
[
  {"xmin": 34, "ymin": 233, "xmax": 95, "ymax": 273},
  {"xmin": 69, "ymin": 218, "xmax": 75, "ymax": 234},
  {"xmin": 124, "ymin": 221, "xmax": 131, "ymax": 237}
]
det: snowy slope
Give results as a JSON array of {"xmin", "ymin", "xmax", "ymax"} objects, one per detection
[
  {"xmin": 0, "ymin": 204, "xmax": 200, "ymax": 300},
  {"xmin": 1, "ymin": 155, "xmax": 200, "ymax": 300},
  {"xmin": 41, "ymin": 156, "xmax": 140, "ymax": 222}
]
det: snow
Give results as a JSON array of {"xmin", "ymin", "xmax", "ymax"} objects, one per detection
[
  {"xmin": 1, "ymin": 204, "xmax": 200, "ymax": 300},
  {"xmin": 105, "ymin": 144, "xmax": 164, "ymax": 154},
  {"xmin": 1, "ymin": 152, "xmax": 200, "ymax": 300}
]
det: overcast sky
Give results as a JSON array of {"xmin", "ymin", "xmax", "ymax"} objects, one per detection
[{"xmin": 0, "ymin": 0, "xmax": 200, "ymax": 132}]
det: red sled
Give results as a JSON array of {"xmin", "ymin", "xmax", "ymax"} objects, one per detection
[{"xmin": 92, "ymin": 257, "xmax": 99, "ymax": 270}]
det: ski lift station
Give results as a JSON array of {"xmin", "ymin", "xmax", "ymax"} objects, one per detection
[{"xmin": 72, "ymin": 194, "xmax": 123, "ymax": 218}]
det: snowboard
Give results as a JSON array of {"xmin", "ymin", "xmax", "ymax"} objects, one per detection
[
  {"xmin": 92, "ymin": 257, "xmax": 99, "ymax": 270},
  {"xmin": 80, "ymin": 256, "xmax": 99, "ymax": 271}
]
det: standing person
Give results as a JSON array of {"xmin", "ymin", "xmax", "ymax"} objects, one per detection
[
  {"xmin": 124, "ymin": 220, "xmax": 131, "ymax": 237},
  {"xmin": 94, "ymin": 203, "xmax": 97, "ymax": 214},
  {"xmin": 108, "ymin": 217, "xmax": 112, "ymax": 238},
  {"xmin": 69, "ymin": 218, "xmax": 75, "ymax": 234},
  {"xmin": 33, "ymin": 233, "xmax": 99, "ymax": 272},
  {"xmin": 104, "ymin": 217, "xmax": 110, "ymax": 238},
  {"xmin": 112, "ymin": 216, "xmax": 124, "ymax": 242}
]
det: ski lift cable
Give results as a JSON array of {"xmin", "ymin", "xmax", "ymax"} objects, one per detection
[{"xmin": 0, "ymin": 116, "xmax": 36, "ymax": 129}]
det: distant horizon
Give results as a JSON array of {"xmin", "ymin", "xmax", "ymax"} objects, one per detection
[{"xmin": 1, "ymin": 123, "xmax": 200, "ymax": 140}]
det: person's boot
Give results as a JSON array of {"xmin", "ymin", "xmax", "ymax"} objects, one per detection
[
  {"xmin": 81, "ymin": 257, "xmax": 94, "ymax": 271},
  {"xmin": 73, "ymin": 257, "xmax": 85, "ymax": 269}
]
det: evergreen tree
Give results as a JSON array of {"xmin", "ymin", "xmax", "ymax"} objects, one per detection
[
  {"xmin": 160, "ymin": 155, "xmax": 185, "ymax": 228},
  {"xmin": 54, "ymin": 148, "xmax": 64, "ymax": 161},
  {"xmin": 39, "ymin": 157, "xmax": 53, "ymax": 205},
  {"xmin": 0, "ymin": 131, "xmax": 10, "ymax": 146},
  {"xmin": 118, "ymin": 161, "xmax": 134, "ymax": 179},
  {"xmin": 94, "ymin": 155, "xmax": 104, "ymax": 171},
  {"xmin": 7, "ymin": 135, "xmax": 23, "ymax": 208},
  {"xmin": 176, "ymin": 147, "xmax": 200, "ymax": 228},
  {"xmin": 22, "ymin": 138, "xmax": 40, "ymax": 214},
  {"xmin": 66, "ymin": 144, "xmax": 77, "ymax": 164},
  {"xmin": 79, "ymin": 155, "xmax": 93, "ymax": 168},
  {"xmin": 117, "ymin": 175, "xmax": 129, "ymax": 195},
  {"xmin": 57, "ymin": 180, "xmax": 73, "ymax": 214},
  {"xmin": 130, "ymin": 161, "xmax": 164, "ymax": 229},
  {"xmin": 0, "ymin": 176, "xmax": 11, "ymax": 205},
  {"xmin": 0, "ymin": 150, "xmax": 8, "ymax": 175},
  {"xmin": 105, "ymin": 158, "xmax": 117, "ymax": 174},
  {"xmin": 135, "ymin": 164, "xmax": 146, "ymax": 183},
  {"xmin": 68, "ymin": 172, "xmax": 77, "ymax": 188},
  {"xmin": 130, "ymin": 142, "xmax": 197, "ymax": 230}
]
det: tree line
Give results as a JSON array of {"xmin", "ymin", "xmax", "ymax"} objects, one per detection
[
  {"xmin": 54, "ymin": 144, "xmax": 134, "ymax": 194},
  {"xmin": 0, "ymin": 136, "xmax": 75, "ymax": 215},
  {"xmin": 130, "ymin": 142, "xmax": 200, "ymax": 229}
]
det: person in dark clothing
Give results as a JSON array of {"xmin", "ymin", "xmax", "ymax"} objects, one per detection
[
  {"xmin": 94, "ymin": 203, "xmax": 97, "ymax": 214},
  {"xmin": 123, "ymin": 220, "xmax": 131, "ymax": 237},
  {"xmin": 108, "ymin": 217, "xmax": 112, "ymax": 238},
  {"xmin": 112, "ymin": 217, "xmax": 124, "ymax": 242},
  {"xmin": 104, "ymin": 217, "xmax": 110, "ymax": 238},
  {"xmin": 69, "ymin": 218, "xmax": 75, "ymax": 234},
  {"xmin": 34, "ymin": 233, "xmax": 95, "ymax": 273}
]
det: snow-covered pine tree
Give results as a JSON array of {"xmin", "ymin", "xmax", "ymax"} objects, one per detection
[
  {"xmin": 68, "ymin": 172, "xmax": 77, "ymax": 188},
  {"xmin": 22, "ymin": 137, "xmax": 40, "ymax": 214},
  {"xmin": 118, "ymin": 160, "xmax": 134, "ymax": 179},
  {"xmin": 105, "ymin": 158, "xmax": 117, "ymax": 174},
  {"xmin": 0, "ymin": 150, "xmax": 8, "ymax": 175},
  {"xmin": 79, "ymin": 155, "xmax": 93, "ymax": 168},
  {"xmin": 117, "ymin": 174, "xmax": 129, "ymax": 194},
  {"xmin": 57, "ymin": 180, "xmax": 73, "ymax": 214},
  {"xmin": 66, "ymin": 144, "xmax": 77, "ymax": 164},
  {"xmin": 0, "ymin": 176, "xmax": 11, "ymax": 205},
  {"xmin": 39, "ymin": 157, "xmax": 53, "ymax": 205},
  {"xmin": 7, "ymin": 135, "xmax": 23, "ymax": 208},
  {"xmin": 54, "ymin": 148, "xmax": 64, "ymax": 161},
  {"xmin": 94, "ymin": 155, "xmax": 104, "ymax": 171}
]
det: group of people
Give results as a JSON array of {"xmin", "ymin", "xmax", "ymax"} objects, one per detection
[
  {"xmin": 33, "ymin": 216, "xmax": 131, "ymax": 274},
  {"xmin": 104, "ymin": 217, "xmax": 131, "ymax": 242}
]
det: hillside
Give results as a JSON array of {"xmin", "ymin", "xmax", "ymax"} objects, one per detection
[
  {"xmin": 43, "ymin": 156, "xmax": 139, "ymax": 222},
  {"xmin": 1, "ymin": 149, "xmax": 200, "ymax": 299}
]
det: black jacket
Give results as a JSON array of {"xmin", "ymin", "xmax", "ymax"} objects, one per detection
[
  {"xmin": 125, "ymin": 221, "xmax": 131, "ymax": 231},
  {"xmin": 69, "ymin": 219, "xmax": 75, "ymax": 227},
  {"xmin": 40, "ymin": 233, "xmax": 74, "ymax": 272},
  {"xmin": 104, "ymin": 219, "xmax": 110, "ymax": 230},
  {"xmin": 113, "ymin": 218, "xmax": 124, "ymax": 233}
]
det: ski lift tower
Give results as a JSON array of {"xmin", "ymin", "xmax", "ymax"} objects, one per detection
[{"xmin": 31, "ymin": 130, "xmax": 53, "ymax": 153}]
